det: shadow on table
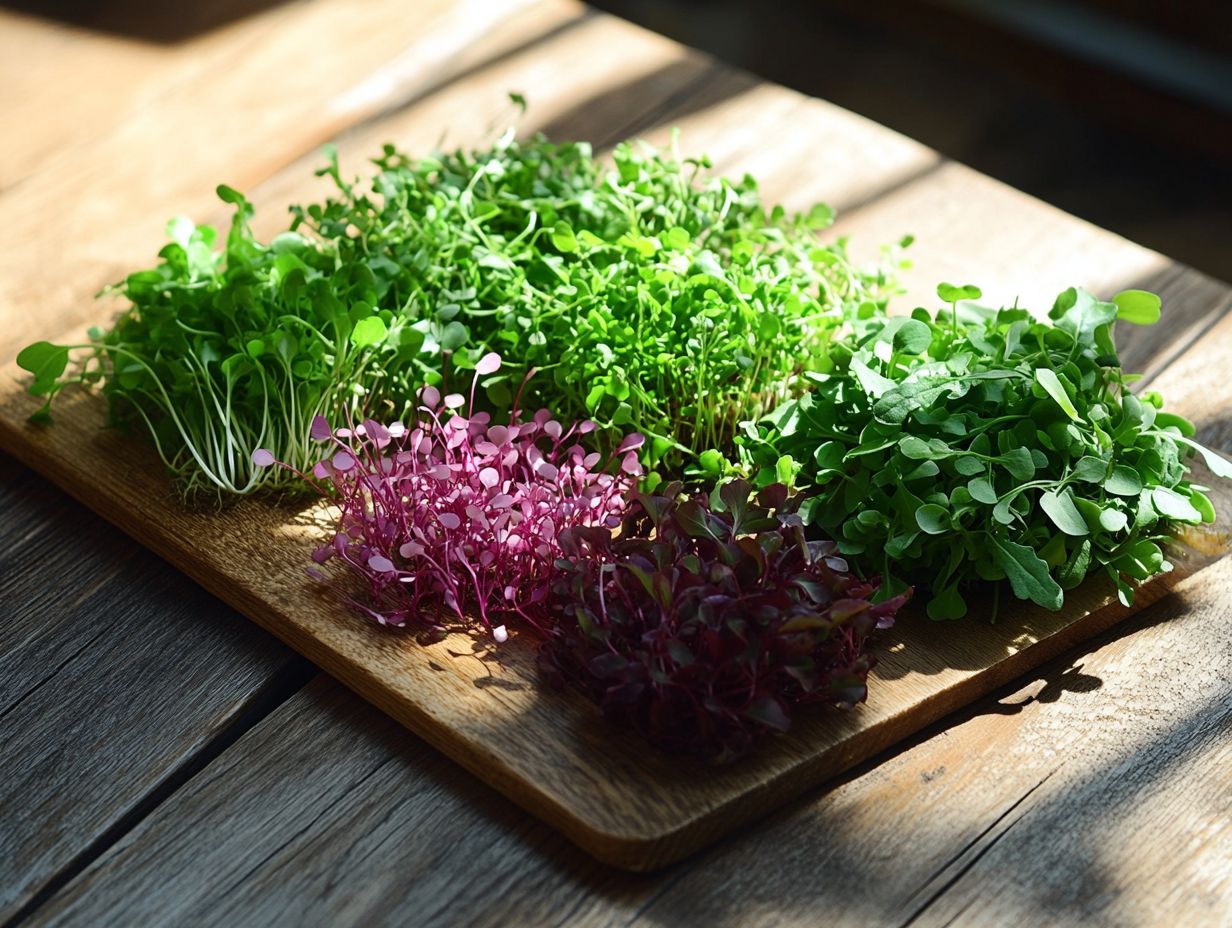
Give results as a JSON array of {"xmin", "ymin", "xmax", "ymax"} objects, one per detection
[
  {"xmin": 0, "ymin": 0, "xmax": 287, "ymax": 42},
  {"xmin": 596, "ymin": 582, "xmax": 1232, "ymax": 926}
]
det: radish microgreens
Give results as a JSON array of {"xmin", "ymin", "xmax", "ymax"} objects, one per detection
[{"xmin": 256, "ymin": 354, "xmax": 640, "ymax": 639}]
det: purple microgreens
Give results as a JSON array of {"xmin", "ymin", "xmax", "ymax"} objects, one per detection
[
  {"xmin": 539, "ymin": 478, "xmax": 911, "ymax": 762},
  {"xmin": 256, "ymin": 354, "xmax": 639, "ymax": 641},
  {"xmin": 310, "ymin": 415, "xmax": 333, "ymax": 442}
]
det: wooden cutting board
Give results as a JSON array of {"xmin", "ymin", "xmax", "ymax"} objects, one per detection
[{"xmin": 1, "ymin": 368, "xmax": 1227, "ymax": 870}]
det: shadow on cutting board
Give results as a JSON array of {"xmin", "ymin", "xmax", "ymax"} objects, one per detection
[{"xmin": 0, "ymin": 0, "xmax": 288, "ymax": 42}]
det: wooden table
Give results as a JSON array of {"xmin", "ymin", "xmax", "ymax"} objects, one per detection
[{"xmin": 3, "ymin": 1, "xmax": 1230, "ymax": 924}]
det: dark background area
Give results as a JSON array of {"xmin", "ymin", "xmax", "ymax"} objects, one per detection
[{"xmin": 587, "ymin": 0, "xmax": 1232, "ymax": 279}]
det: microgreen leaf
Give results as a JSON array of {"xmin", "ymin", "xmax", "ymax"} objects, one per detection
[
  {"xmin": 16, "ymin": 342, "xmax": 70, "ymax": 399},
  {"xmin": 1175, "ymin": 435, "xmax": 1232, "ymax": 479},
  {"xmin": 915, "ymin": 504, "xmax": 949, "ymax": 535},
  {"xmin": 1040, "ymin": 489, "xmax": 1088, "ymax": 536},
  {"xmin": 351, "ymin": 316, "xmax": 388, "ymax": 348},
  {"xmin": 1035, "ymin": 367, "xmax": 1079, "ymax": 421},
  {"xmin": 1113, "ymin": 289, "xmax": 1162, "ymax": 325},
  {"xmin": 991, "ymin": 537, "xmax": 1064, "ymax": 610}
]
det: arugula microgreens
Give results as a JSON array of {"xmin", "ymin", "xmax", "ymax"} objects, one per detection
[
  {"xmin": 294, "ymin": 129, "xmax": 901, "ymax": 487},
  {"xmin": 738, "ymin": 285, "xmax": 1231, "ymax": 619}
]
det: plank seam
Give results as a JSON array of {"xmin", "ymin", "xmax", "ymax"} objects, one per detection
[
  {"xmin": 620, "ymin": 854, "xmax": 707, "ymax": 927},
  {"xmin": 1, "ymin": 661, "xmax": 318, "ymax": 928},
  {"xmin": 596, "ymin": 61, "xmax": 730, "ymax": 148},
  {"xmin": 896, "ymin": 771, "xmax": 1054, "ymax": 928},
  {"xmin": 899, "ymin": 768, "xmax": 1056, "ymax": 909}
]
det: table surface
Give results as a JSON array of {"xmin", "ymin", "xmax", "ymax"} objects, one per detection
[{"xmin": 2, "ymin": 1, "xmax": 1230, "ymax": 925}]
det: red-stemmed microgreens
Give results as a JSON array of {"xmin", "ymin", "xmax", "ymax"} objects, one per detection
[
  {"xmin": 255, "ymin": 352, "xmax": 643, "ymax": 641},
  {"xmin": 540, "ymin": 479, "xmax": 911, "ymax": 761}
]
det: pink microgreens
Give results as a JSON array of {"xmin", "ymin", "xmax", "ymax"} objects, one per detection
[{"xmin": 255, "ymin": 354, "xmax": 640, "ymax": 640}]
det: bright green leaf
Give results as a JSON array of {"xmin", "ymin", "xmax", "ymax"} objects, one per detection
[
  {"xmin": 1113, "ymin": 289, "xmax": 1162, "ymax": 325},
  {"xmin": 990, "ymin": 536, "xmax": 1063, "ymax": 610}
]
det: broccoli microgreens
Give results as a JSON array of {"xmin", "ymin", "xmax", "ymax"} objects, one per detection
[{"xmin": 738, "ymin": 285, "xmax": 1232, "ymax": 619}]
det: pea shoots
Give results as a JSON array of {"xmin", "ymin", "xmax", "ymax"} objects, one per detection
[{"xmin": 17, "ymin": 187, "xmax": 410, "ymax": 497}]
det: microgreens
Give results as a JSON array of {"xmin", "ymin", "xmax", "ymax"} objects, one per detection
[
  {"xmin": 540, "ymin": 479, "xmax": 909, "ymax": 760},
  {"xmin": 256, "ymin": 353, "xmax": 640, "ymax": 638},
  {"xmin": 738, "ymin": 286, "xmax": 1231, "ymax": 619},
  {"xmin": 20, "ymin": 121, "xmax": 898, "ymax": 498},
  {"xmin": 294, "ymin": 127, "xmax": 902, "ymax": 483},
  {"xmin": 17, "ymin": 187, "xmax": 410, "ymax": 498}
]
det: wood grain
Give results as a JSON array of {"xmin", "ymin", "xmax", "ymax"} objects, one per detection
[
  {"xmin": 0, "ymin": 454, "xmax": 310, "ymax": 923},
  {"xmin": 0, "ymin": 362, "xmax": 1224, "ymax": 871},
  {"xmin": 4, "ymin": 0, "xmax": 1232, "ymax": 871},
  {"xmin": 27, "ymin": 564, "xmax": 1232, "ymax": 927}
]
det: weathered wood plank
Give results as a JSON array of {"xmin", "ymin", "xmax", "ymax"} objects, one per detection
[
  {"xmin": 5, "ymin": 0, "xmax": 1232, "ymax": 874},
  {"xmin": 830, "ymin": 162, "xmax": 1232, "ymax": 376},
  {"xmin": 0, "ymin": 454, "xmax": 312, "ymax": 924},
  {"xmin": 22, "ymin": 675, "xmax": 650, "ymax": 928}
]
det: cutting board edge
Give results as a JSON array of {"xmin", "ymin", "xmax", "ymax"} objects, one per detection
[{"xmin": 1, "ymin": 402, "xmax": 1224, "ymax": 872}]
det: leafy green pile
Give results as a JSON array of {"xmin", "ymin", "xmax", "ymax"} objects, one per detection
[
  {"xmin": 18, "ymin": 187, "xmax": 411, "ymax": 496},
  {"xmin": 20, "ymin": 124, "xmax": 896, "ymax": 497},
  {"xmin": 294, "ymin": 129, "xmax": 899, "ymax": 484},
  {"xmin": 738, "ymin": 285, "xmax": 1231, "ymax": 619}
]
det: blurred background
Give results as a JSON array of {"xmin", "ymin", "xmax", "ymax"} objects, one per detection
[
  {"xmin": 588, "ymin": 0, "xmax": 1231, "ymax": 278},
  {"xmin": 5, "ymin": 0, "xmax": 1229, "ymax": 277}
]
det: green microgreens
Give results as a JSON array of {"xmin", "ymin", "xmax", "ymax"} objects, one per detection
[
  {"xmin": 293, "ymin": 127, "xmax": 902, "ymax": 487},
  {"xmin": 737, "ymin": 285, "xmax": 1231, "ymax": 619},
  {"xmin": 17, "ymin": 186, "xmax": 409, "ymax": 498},
  {"xmin": 20, "ymin": 117, "xmax": 900, "ymax": 498}
]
